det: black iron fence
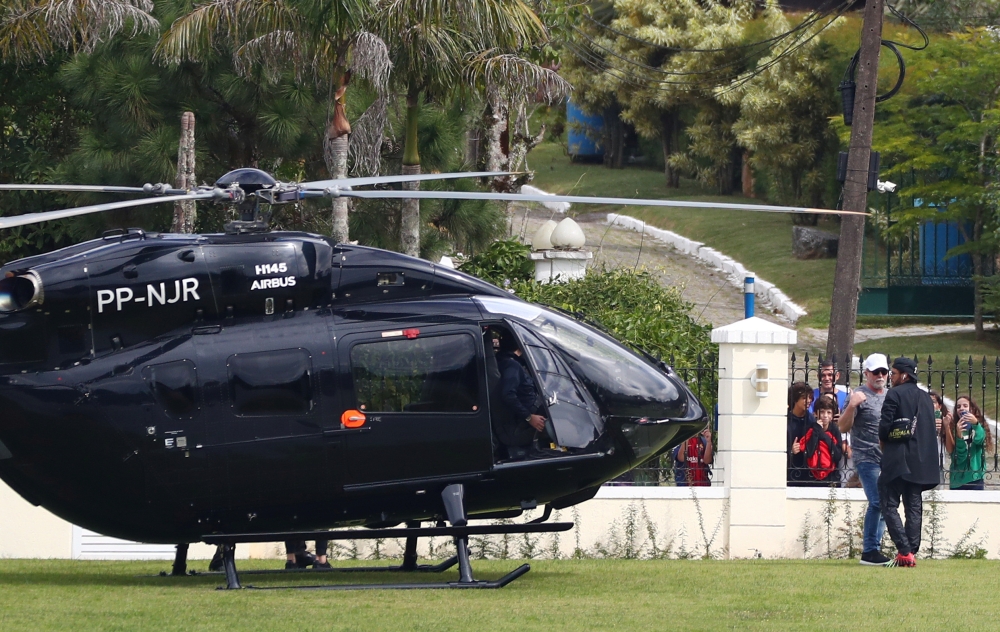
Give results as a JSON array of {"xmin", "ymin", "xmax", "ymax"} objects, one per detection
[
  {"xmin": 610, "ymin": 350, "xmax": 1000, "ymax": 488},
  {"xmin": 611, "ymin": 351, "xmax": 721, "ymax": 486},
  {"xmin": 791, "ymin": 352, "xmax": 1000, "ymax": 488}
]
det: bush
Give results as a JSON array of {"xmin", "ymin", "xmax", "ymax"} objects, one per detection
[{"xmin": 458, "ymin": 239, "xmax": 534, "ymax": 287}]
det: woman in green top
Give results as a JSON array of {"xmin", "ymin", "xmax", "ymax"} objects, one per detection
[{"xmin": 945, "ymin": 396, "xmax": 993, "ymax": 490}]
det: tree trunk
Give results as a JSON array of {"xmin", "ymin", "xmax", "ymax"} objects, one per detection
[
  {"xmin": 324, "ymin": 80, "xmax": 352, "ymax": 244},
  {"xmin": 827, "ymin": 0, "xmax": 885, "ymax": 369},
  {"xmin": 661, "ymin": 112, "xmax": 679, "ymax": 188},
  {"xmin": 974, "ymin": 211, "xmax": 985, "ymax": 339},
  {"xmin": 741, "ymin": 151, "xmax": 755, "ymax": 198},
  {"xmin": 485, "ymin": 100, "xmax": 510, "ymax": 188},
  {"xmin": 400, "ymin": 89, "xmax": 422, "ymax": 258},
  {"xmin": 602, "ymin": 105, "xmax": 625, "ymax": 170},
  {"xmin": 465, "ymin": 127, "xmax": 481, "ymax": 170},
  {"xmin": 172, "ymin": 111, "xmax": 196, "ymax": 233},
  {"xmin": 327, "ymin": 135, "xmax": 350, "ymax": 243},
  {"xmin": 718, "ymin": 147, "xmax": 740, "ymax": 196}
]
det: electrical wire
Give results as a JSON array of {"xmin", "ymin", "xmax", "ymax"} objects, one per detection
[
  {"xmin": 582, "ymin": 0, "xmax": 850, "ymax": 54},
  {"xmin": 562, "ymin": 1, "xmax": 851, "ymax": 95},
  {"xmin": 839, "ymin": 2, "xmax": 929, "ymax": 104},
  {"xmin": 564, "ymin": 8, "xmax": 845, "ymax": 95}
]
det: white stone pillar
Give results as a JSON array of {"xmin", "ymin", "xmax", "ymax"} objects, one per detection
[
  {"xmin": 711, "ymin": 317, "xmax": 796, "ymax": 558},
  {"xmin": 528, "ymin": 250, "xmax": 593, "ymax": 283}
]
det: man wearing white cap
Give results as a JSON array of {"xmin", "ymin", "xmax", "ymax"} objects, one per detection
[{"xmin": 839, "ymin": 353, "xmax": 890, "ymax": 565}]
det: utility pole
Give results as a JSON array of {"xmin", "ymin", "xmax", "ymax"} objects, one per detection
[
  {"xmin": 827, "ymin": 0, "xmax": 885, "ymax": 372},
  {"xmin": 172, "ymin": 111, "xmax": 196, "ymax": 234}
]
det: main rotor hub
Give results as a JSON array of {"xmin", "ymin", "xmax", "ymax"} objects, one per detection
[
  {"xmin": 214, "ymin": 168, "xmax": 277, "ymax": 195},
  {"xmin": 215, "ymin": 168, "xmax": 277, "ymax": 226}
]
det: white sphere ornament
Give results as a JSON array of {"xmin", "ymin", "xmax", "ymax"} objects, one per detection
[
  {"xmin": 549, "ymin": 217, "xmax": 586, "ymax": 249},
  {"xmin": 531, "ymin": 220, "xmax": 558, "ymax": 251}
]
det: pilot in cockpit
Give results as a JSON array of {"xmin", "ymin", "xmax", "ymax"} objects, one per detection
[{"xmin": 494, "ymin": 333, "xmax": 548, "ymax": 459}]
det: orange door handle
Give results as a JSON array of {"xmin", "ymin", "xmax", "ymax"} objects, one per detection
[{"xmin": 341, "ymin": 409, "xmax": 366, "ymax": 428}]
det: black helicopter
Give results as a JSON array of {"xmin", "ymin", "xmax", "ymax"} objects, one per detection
[{"xmin": 0, "ymin": 168, "xmax": 851, "ymax": 588}]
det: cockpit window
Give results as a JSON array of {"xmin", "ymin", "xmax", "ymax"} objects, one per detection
[{"xmin": 475, "ymin": 296, "xmax": 687, "ymax": 419}]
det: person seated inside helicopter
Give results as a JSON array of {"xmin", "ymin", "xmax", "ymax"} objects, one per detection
[{"xmin": 494, "ymin": 332, "xmax": 552, "ymax": 460}]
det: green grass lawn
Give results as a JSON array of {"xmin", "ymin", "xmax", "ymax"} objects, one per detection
[
  {"xmin": 528, "ymin": 143, "xmax": 837, "ymax": 327},
  {"xmin": 855, "ymin": 331, "xmax": 1000, "ymax": 361},
  {"xmin": 0, "ymin": 558, "xmax": 997, "ymax": 631}
]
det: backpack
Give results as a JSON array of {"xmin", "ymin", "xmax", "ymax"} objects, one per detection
[{"xmin": 800, "ymin": 428, "xmax": 837, "ymax": 481}]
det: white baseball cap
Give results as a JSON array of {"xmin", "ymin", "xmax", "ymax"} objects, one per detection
[{"xmin": 863, "ymin": 353, "xmax": 889, "ymax": 372}]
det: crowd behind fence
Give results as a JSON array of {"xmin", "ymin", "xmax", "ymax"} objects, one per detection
[{"xmin": 611, "ymin": 351, "xmax": 1000, "ymax": 488}]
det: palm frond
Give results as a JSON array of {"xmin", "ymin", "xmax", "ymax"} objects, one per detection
[
  {"xmin": 349, "ymin": 94, "xmax": 389, "ymax": 177},
  {"xmin": 1, "ymin": 0, "xmax": 158, "ymax": 63},
  {"xmin": 350, "ymin": 30, "xmax": 391, "ymax": 95},
  {"xmin": 465, "ymin": 51, "xmax": 571, "ymax": 105}
]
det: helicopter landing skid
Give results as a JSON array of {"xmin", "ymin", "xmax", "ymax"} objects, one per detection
[{"xmin": 202, "ymin": 485, "xmax": 572, "ymax": 590}]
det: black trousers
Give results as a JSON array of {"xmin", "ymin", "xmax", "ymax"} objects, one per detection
[
  {"xmin": 878, "ymin": 476, "xmax": 923, "ymax": 556},
  {"xmin": 285, "ymin": 539, "xmax": 329, "ymax": 557}
]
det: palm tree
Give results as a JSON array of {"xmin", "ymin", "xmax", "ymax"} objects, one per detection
[
  {"xmin": 156, "ymin": 0, "xmax": 389, "ymax": 243},
  {"xmin": 377, "ymin": 0, "xmax": 557, "ymax": 257},
  {"xmin": 0, "ymin": 0, "xmax": 159, "ymax": 63}
]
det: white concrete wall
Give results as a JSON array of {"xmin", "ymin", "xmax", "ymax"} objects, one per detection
[{"xmin": 2, "ymin": 479, "xmax": 999, "ymax": 560}]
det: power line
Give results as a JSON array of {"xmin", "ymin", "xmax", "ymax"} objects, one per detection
[
  {"xmin": 582, "ymin": 0, "xmax": 851, "ymax": 54},
  {"xmin": 562, "ymin": 7, "xmax": 846, "ymax": 94}
]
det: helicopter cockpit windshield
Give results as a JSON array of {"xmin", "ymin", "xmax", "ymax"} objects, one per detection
[{"xmin": 475, "ymin": 296, "xmax": 689, "ymax": 421}]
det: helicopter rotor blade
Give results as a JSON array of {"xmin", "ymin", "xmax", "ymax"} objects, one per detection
[
  {"xmin": 0, "ymin": 191, "xmax": 221, "ymax": 230},
  {"xmin": 328, "ymin": 189, "xmax": 866, "ymax": 216},
  {"xmin": 0, "ymin": 183, "xmax": 187, "ymax": 195},
  {"xmin": 298, "ymin": 171, "xmax": 517, "ymax": 190}
]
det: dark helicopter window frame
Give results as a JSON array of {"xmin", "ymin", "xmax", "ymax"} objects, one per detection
[
  {"xmin": 348, "ymin": 332, "xmax": 480, "ymax": 414},
  {"xmin": 227, "ymin": 348, "xmax": 314, "ymax": 417},
  {"xmin": 142, "ymin": 360, "xmax": 199, "ymax": 419}
]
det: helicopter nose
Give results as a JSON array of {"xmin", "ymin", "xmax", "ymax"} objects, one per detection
[{"xmin": 615, "ymin": 382, "xmax": 708, "ymax": 465}]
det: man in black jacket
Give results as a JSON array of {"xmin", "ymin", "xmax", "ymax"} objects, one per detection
[
  {"xmin": 878, "ymin": 357, "xmax": 939, "ymax": 567},
  {"xmin": 495, "ymin": 335, "xmax": 546, "ymax": 459}
]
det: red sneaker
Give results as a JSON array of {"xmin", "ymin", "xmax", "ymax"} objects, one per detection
[{"xmin": 893, "ymin": 553, "xmax": 916, "ymax": 567}]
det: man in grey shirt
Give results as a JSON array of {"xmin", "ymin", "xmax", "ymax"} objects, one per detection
[{"xmin": 839, "ymin": 353, "xmax": 890, "ymax": 565}]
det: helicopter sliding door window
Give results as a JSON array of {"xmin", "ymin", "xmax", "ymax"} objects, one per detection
[
  {"xmin": 509, "ymin": 322, "xmax": 602, "ymax": 449},
  {"xmin": 228, "ymin": 348, "xmax": 313, "ymax": 416},
  {"xmin": 142, "ymin": 360, "xmax": 199, "ymax": 418},
  {"xmin": 350, "ymin": 334, "xmax": 478, "ymax": 413}
]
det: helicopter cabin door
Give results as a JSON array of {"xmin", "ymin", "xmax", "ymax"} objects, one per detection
[
  {"xmin": 506, "ymin": 322, "xmax": 604, "ymax": 450},
  {"xmin": 338, "ymin": 325, "xmax": 492, "ymax": 487}
]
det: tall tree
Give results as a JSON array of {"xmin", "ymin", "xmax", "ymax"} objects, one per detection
[
  {"xmin": 157, "ymin": 0, "xmax": 389, "ymax": 243},
  {"xmin": 378, "ymin": 0, "xmax": 557, "ymax": 256},
  {"xmin": 866, "ymin": 29, "xmax": 1000, "ymax": 338},
  {"xmin": 726, "ymin": 9, "xmax": 837, "ymax": 208},
  {"xmin": 0, "ymin": 0, "xmax": 158, "ymax": 63}
]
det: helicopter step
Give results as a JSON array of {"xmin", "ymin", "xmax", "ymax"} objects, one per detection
[{"xmin": 201, "ymin": 485, "xmax": 572, "ymax": 590}]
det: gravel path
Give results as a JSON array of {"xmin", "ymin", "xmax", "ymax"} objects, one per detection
[{"xmin": 513, "ymin": 207, "xmax": 783, "ymax": 329}]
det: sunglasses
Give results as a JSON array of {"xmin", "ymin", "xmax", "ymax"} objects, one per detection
[{"xmin": 869, "ymin": 368, "xmax": 888, "ymax": 376}]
